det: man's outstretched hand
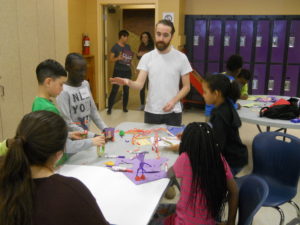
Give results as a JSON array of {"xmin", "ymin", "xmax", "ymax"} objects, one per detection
[{"xmin": 110, "ymin": 77, "xmax": 129, "ymax": 86}]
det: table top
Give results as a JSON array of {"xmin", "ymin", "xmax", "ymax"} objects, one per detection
[
  {"xmin": 58, "ymin": 122, "xmax": 179, "ymax": 225},
  {"xmin": 238, "ymin": 96, "xmax": 300, "ymax": 130}
]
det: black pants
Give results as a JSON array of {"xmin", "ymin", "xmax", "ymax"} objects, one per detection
[
  {"xmin": 108, "ymin": 69, "xmax": 131, "ymax": 110},
  {"xmin": 144, "ymin": 111, "xmax": 182, "ymax": 126}
]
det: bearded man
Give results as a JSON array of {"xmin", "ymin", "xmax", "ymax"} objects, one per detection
[{"xmin": 110, "ymin": 19, "xmax": 192, "ymax": 126}]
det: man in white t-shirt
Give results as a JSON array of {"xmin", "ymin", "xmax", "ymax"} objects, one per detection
[{"xmin": 110, "ymin": 19, "xmax": 192, "ymax": 126}]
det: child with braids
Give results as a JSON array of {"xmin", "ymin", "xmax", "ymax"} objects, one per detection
[
  {"xmin": 202, "ymin": 74, "xmax": 248, "ymax": 175},
  {"xmin": 0, "ymin": 111, "xmax": 109, "ymax": 225},
  {"xmin": 157, "ymin": 122, "xmax": 238, "ymax": 225}
]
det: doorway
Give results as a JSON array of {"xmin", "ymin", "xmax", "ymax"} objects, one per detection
[{"xmin": 103, "ymin": 5, "xmax": 155, "ymax": 110}]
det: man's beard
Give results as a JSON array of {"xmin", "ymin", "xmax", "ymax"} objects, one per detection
[{"xmin": 155, "ymin": 40, "xmax": 171, "ymax": 51}]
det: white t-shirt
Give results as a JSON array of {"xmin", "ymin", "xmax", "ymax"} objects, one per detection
[{"xmin": 137, "ymin": 47, "xmax": 192, "ymax": 114}]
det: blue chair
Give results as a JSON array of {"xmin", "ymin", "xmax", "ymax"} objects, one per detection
[
  {"xmin": 238, "ymin": 175, "xmax": 269, "ymax": 225},
  {"xmin": 251, "ymin": 132, "xmax": 300, "ymax": 225}
]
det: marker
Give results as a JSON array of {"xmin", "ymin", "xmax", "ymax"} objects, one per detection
[
  {"xmin": 111, "ymin": 166, "xmax": 133, "ymax": 173},
  {"xmin": 164, "ymin": 162, "xmax": 168, "ymax": 172},
  {"xmin": 104, "ymin": 154, "xmax": 125, "ymax": 158}
]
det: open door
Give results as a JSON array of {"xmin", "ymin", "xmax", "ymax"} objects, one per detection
[{"xmin": 103, "ymin": 5, "xmax": 121, "ymax": 107}]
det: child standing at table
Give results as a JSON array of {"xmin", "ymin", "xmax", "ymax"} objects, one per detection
[
  {"xmin": 0, "ymin": 110, "xmax": 109, "ymax": 225},
  {"xmin": 56, "ymin": 53, "xmax": 110, "ymax": 138},
  {"xmin": 153, "ymin": 122, "xmax": 238, "ymax": 225},
  {"xmin": 236, "ymin": 69, "xmax": 251, "ymax": 100},
  {"xmin": 202, "ymin": 74, "xmax": 248, "ymax": 175},
  {"xmin": 32, "ymin": 59, "xmax": 105, "ymax": 161}
]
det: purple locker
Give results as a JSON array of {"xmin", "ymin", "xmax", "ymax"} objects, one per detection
[
  {"xmin": 271, "ymin": 20, "xmax": 287, "ymax": 63},
  {"xmin": 224, "ymin": 20, "xmax": 238, "ymax": 60},
  {"xmin": 284, "ymin": 65, "xmax": 300, "ymax": 97},
  {"xmin": 268, "ymin": 65, "xmax": 283, "ymax": 95},
  {"xmin": 192, "ymin": 62, "xmax": 205, "ymax": 76},
  {"xmin": 207, "ymin": 62, "xmax": 220, "ymax": 74},
  {"xmin": 255, "ymin": 20, "xmax": 270, "ymax": 62},
  {"xmin": 239, "ymin": 20, "xmax": 254, "ymax": 62},
  {"xmin": 252, "ymin": 64, "xmax": 266, "ymax": 95},
  {"xmin": 193, "ymin": 20, "xmax": 206, "ymax": 61},
  {"xmin": 208, "ymin": 20, "xmax": 222, "ymax": 61},
  {"xmin": 287, "ymin": 20, "xmax": 300, "ymax": 63},
  {"xmin": 243, "ymin": 63, "xmax": 250, "ymax": 70}
]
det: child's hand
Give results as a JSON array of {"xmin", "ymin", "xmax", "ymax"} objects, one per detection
[
  {"xmin": 69, "ymin": 131, "xmax": 85, "ymax": 140},
  {"xmin": 92, "ymin": 135, "xmax": 105, "ymax": 146},
  {"xmin": 166, "ymin": 144, "xmax": 179, "ymax": 152},
  {"xmin": 176, "ymin": 133, "xmax": 182, "ymax": 140}
]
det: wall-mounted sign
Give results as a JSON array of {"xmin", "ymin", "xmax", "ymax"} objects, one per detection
[{"xmin": 162, "ymin": 12, "xmax": 174, "ymax": 23}]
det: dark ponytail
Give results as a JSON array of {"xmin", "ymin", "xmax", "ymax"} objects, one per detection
[
  {"xmin": 205, "ymin": 74, "xmax": 241, "ymax": 102},
  {"xmin": 0, "ymin": 111, "xmax": 68, "ymax": 225},
  {"xmin": 179, "ymin": 122, "xmax": 227, "ymax": 219}
]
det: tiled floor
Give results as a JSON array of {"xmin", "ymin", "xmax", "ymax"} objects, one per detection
[{"xmin": 97, "ymin": 90, "xmax": 300, "ymax": 225}]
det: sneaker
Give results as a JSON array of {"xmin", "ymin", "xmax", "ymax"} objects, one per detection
[
  {"xmin": 123, "ymin": 108, "xmax": 128, "ymax": 113},
  {"xmin": 138, "ymin": 104, "xmax": 145, "ymax": 111},
  {"xmin": 107, "ymin": 109, "xmax": 112, "ymax": 115}
]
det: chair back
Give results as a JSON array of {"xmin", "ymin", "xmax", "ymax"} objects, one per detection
[
  {"xmin": 252, "ymin": 132, "xmax": 300, "ymax": 188},
  {"xmin": 238, "ymin": 175, "xmax": 269, "ymax": 225}
]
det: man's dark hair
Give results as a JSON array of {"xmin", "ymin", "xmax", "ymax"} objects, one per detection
[
  {"xmin": 238, "ymin": 69, "xmax": 251, "ymax": 81},
  {"xmin": 36, "ymin": 59, "xmax": 67, "ymax": 84},
  {"xmin": 226, "ymin": 55, "xmax": 243, "ymax": 72},
  {"xmin": 156, "ymin": 19, "xmax": 175, "ymax": 35},
  {"xmin": 119, "ymin": 30, "xmax": 129, "ymax": 39}
]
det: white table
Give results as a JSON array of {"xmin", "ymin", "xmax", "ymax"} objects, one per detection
[
  {"xmin": 238, "ymin": 96, "xmax": 300, "ymax": 132},
  {"xmin": 58, "ymin": 122, "xmax": 179, "ymax": 225}
]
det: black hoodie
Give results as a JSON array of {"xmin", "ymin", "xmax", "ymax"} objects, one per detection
[{"xmin": 210, "ymin": 99, "xmax": 248, "ymax": 168}]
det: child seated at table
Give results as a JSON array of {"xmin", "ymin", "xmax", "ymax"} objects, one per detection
[
  {"xmin": 236, "ymin": 69, "xmax": 251, "ymax": 100},
  {"xmin": 202, "ymin": 74, "xmax": 248, "ymax": 175},
  {"xmin": 0, "ymin": 110, "xmax": 109, "ymax": 225},
  {"xmin": 56, "ymin": 53, "xmax": 112, "ymax": 139},
  {"xmin": 152, "ymin": 122, "xmax": 238, "ymax": 225}
]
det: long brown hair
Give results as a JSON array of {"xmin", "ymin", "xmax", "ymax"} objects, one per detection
[{"xmin": 0, "ymin": 111, "xmax": 68, "ymax": 225}]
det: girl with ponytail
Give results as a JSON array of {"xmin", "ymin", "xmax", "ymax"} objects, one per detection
[
  {"xmin": 0, "ymin": 110, "xmax": 109, "ymax": 225},
  {"xmin": 202, "ymin": 74, "xmax": 248, "ymax": 175}
]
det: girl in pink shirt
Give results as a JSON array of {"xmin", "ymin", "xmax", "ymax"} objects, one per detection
[{"xmin": 158, "ymin": 122, "xmax": 238, "ymax": 225}]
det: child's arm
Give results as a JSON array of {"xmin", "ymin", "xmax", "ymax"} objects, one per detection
[
  {"xmin": 240, "ymin": 84, "xmax": 248, "ymax": 100},
  {"xmin": 56, "ymin": 91, "xmax": 86, "ymax": 132},
  {"xmin": 225, "ymin": 178, "xmax": 239, "ymax": 225},
  {"xmin": 88, "ymin": 84, "xmax": 108, "ymax": 132}
]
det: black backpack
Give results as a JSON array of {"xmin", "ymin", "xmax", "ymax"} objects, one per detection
[{"xmin": 259, "ymin": 104, "xmax": 300, "ymax": 120}]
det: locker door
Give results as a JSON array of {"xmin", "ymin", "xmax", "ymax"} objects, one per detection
[
  {"xmin": 193, "ymin": 20, "xmax": 206, "ymax": 61},
  {"xmin": 271, "ymin": 20, "xmax": 287, "ymax": 63},
  {"xmin": 268, "ymin": 65, "xmax": 283, "ymax": 95},
  {"xmin": 255, "ymin": 20, "xmax": 270, "ymax": 63},
  {"xmin": 207, "ymin": 20, "xmax": 222, "ymax": 73},
  {"xmin": 207, "ymin": 63, "xmax": 220, "ymax": 74},
  {"xmin": 284, "ymin": 65, "xmax": 300, "ymax": 97},
  {"xmin": 252, "ymin": 64, "xmax": 266, "ymax": 95},
  {"xmin": 224, "ymin": 20, "xmax": 238, "ymax": 61},
  {"xmin": 192, "ymin": 62, "xmax": 205, "ymax": 76},
  {"xmin": 287, "ymin": 20, "xmax": 300, "ymax": 64},
  {"xmin": 239, "ymin": 20, "xmax": 254, "ymax": 63}
]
